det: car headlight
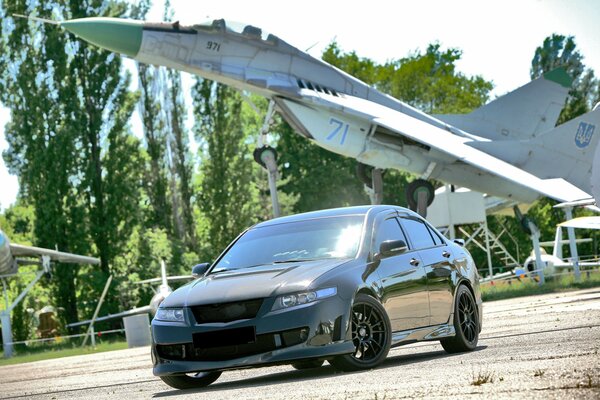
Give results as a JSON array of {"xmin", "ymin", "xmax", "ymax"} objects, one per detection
[
  {"xmin": 155, "ymin": 308, "xmax": 185, "ymax": 322},
  {"xmin": 273, "ymin": 287, "xmax": 337, "ymax": 311}
]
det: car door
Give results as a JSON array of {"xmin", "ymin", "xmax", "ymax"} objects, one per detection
[
  {"xmin": 373, "ymin": 214, "xmax": 429, "ymax": 332},
  {"xmin": 399, "ymin": 215, "xmax": 455, "ymax": 326}
]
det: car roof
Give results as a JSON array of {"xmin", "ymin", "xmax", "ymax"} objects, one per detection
[{"xmin": 254, "ymin": 205, "xmax": 416, "ymax": 228}]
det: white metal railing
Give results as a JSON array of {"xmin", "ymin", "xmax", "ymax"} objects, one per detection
[
  {"xmin": 480, "ymin": 266, "xmax": 599, "ymax": 286},
  {"xmin": 2, "ymin": 328, "xmax": 124, "ymax": 347}
]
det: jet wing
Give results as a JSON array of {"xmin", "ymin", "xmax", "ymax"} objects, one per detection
[
  {"xmin": 10, "ymin": 243, "xmax": 100, "ymax": 265},
  {"xmin": 367, "ymin": 100, "xmax": 592, "ymax": 204},
  {"xmin": 313, "ymin": 90, "xmax": 591, "ymax": 202},
  {"xmin": 66, "ymin": 305, "xmax": 152, "ymax": 328}
]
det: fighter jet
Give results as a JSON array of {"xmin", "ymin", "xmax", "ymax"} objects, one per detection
[
  {"xmin": 1, "ymin": 228, "xmax": 100, "ymax": 357},
  {"xmin": 66, "ymin": 259, "xmax": 193, "ymax": 329},
  {"xmin": 21, "ymin": 16, "xmax": 599, "ymax": 211},
  {"xmin": 0, "ymin": 228, "xmax": 99, "ymax": 277}
]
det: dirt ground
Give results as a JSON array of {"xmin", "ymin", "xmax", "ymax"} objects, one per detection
[{"xmin": 1, "ymin": 287, "xmax": 599, "ymax": 399}]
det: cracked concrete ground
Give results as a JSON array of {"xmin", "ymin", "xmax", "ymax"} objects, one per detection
[{"xmin": 1, "ymin": 287, "xmax": 599, "ymax": 399}]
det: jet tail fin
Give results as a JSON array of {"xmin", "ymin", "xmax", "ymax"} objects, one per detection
[
  {"xmin": 469, "ymin": 106, "xmax": 600, "ymax": 195},
  {"xmin": 435, "ymin": 68, "xmax": 572, "ymax": 141}
]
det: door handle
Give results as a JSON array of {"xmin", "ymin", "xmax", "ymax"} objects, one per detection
[
  {"xmin": 410, "ymin": 258, "xmax": 420, "ymax": 266},
  {"xmin": 442, "ymin": 251, "xmax": 451, "ymax": 258}
]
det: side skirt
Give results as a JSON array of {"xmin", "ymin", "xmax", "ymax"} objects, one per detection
[{"xmin": 390, "ymin": 323, "xmax": 455, "ymax": 348}]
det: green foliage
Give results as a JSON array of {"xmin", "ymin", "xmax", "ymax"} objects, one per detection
[
  {"xmin": 381, "ymin": 44, "xmax": 492, "ymax": 114},
  {"xmin": 481, "ymin": 270, "xmax": 600, "ymax": 302},
  {"xmin": 192, "ymin": 79, "xmax": 261, "ymax": 258},
  {"xmin": 277, "ymin": 121, "xmax": 369, "ymax": 212},
  {"xmin": 531, "ymin": 34, "xmax": 598, "ymax": 123},
  {"xmin": 137, "ymin": 62, "xmax": 172, "ymax": 232}
]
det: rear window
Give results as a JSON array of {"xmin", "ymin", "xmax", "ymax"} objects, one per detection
[{"xmin": 400, "ymin": 217, "xmax": 436, "ymax": 250}]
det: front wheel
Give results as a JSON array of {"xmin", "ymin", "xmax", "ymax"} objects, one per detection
[
  {"xmin": 160, "ymin": 371, "xmax": 222, "ymax": 390},
  {"xmin": 329, "ymin": 294, "xmax": 391, "ymax": 372},
  {"xmin": 440, "ymin": 284, "xmax": 479, "ymax": 353}
]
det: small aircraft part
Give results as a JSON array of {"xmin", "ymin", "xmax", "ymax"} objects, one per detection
[{"xmin": 406, "ymin": 179, "xmax": 434, "ymax": 217}]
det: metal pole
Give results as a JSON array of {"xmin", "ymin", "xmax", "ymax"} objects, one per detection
[
  {"xmin": 81, "ymin": 275, "xmax": 112, "ymax": 347},
  {"xmin": 564, "ymin": 207, "xmax": 581, "ymax": 281},
  {"xmin": 445, "ymin": 185, "xmax": 456, "ymax": 240},
  {"xmin": 7, "ymin": 270, "xmax": 45, "ymax": 312},
  {"xmin": 1, "ymin": 269, "xmax": 46, "ymax": 359},
  {"xmin": 484, "ymin": 221, "xmax": 493, "ymax": 278},
  {"xmin": 529, "ymin": 221, "xmax": 545, "ymax": 285},
  {"xmin": 1, "ymin": 311, "xmax": 13, "ymax": 358},
  {"xmin": 371, "ymin": 169, "xmax": 384, "ymax": 205},
  {"xmin": 553, "ymin": 226, "xmax": 563, "ymax": 259},
  {"xmin": 267, "ymin": 167, "xmax": 281, "ymax": 218}
]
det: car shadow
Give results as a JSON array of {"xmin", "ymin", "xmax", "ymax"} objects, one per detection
[{"xmin": 152, "ymin": 345, "xmax": 487, "ymax": 397}]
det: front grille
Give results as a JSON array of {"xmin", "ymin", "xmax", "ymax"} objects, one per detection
[
  {"xmin": 156, "ymin": 327, "xmax": 309, "ymax": 362},
  {"xmin": 191, "ymin": 299, "xmax": 264, "ymax": 324}
]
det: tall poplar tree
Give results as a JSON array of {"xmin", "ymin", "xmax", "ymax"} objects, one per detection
[
  {"xmin": 192, "ymin": 80, "xmax": 259, "ymax": 257},
  {"xmin": 162, "ymin": 1, "xmax": 195, "ymax": 250}
]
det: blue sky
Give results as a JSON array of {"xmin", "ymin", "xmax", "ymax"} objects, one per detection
[{"xmin": 1, "ymin": 0, "xmax": 599, "ymax": 210}]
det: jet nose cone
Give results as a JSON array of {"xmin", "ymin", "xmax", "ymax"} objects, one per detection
[{"xmin": 62, "ymin": 17, "xmax": 143, "ymax": 57}]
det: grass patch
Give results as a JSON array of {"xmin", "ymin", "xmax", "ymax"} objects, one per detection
[
  {"xmin": 0, "ymin": 340, "xmax": 129, "ymax": 366},
  {"xmin": 534, "ymin": 369, "xmax": 545, "ymax": 377},
  {"xmin": 481, "ymin": 270, "xmax": 600, "ymax": 302},
  {"xmin": 471, "ymin": 370, "xmax": 495, "ymax": 386}
]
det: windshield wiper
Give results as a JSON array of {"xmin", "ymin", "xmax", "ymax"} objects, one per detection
[
  {"xmin": 272, "ymin": 258, "xmax": 325, "ymax": 264},
  {"xmin": 210, "ymin": 262, "xmax": 276, "ymax": 275}
]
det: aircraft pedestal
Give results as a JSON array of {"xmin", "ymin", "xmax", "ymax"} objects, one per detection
[
  {"xmin": 1, "ymin": 311, "xmax": 13, "ymax": 358},
  {"xmin": 124, "ymin": 313, "xmax": 151, "ymax": 348}
]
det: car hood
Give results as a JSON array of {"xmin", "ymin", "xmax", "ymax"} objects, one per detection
[{"xmin": 162, "ymin": 258, "xmax": 350, "ymax": 307}]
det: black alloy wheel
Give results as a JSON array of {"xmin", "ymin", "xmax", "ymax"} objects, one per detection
[
  {"xmin": 160, "ymin": 371, "xmax": 222, "ymax": 390},
  {"xmin": 441, "ymin": 284, "xmax": 479, "ymax": 353},
  {"xmin": 329, "ymin": 294, "xmax": 391, "ymax": 371}
]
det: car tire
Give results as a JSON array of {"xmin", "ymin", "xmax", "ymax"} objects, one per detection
[
  {"xmin": 329, "ymin": 293, "xmax": 391, "ymax": 372},
  {"xmin": 159, "ymin": 371, "xmax": 222, "ymax": 390},
  {"xmin": 441, "ymin": 284, "xmax": 479, "ymax": 353},
  {"xmin": 291, "ymin": 359, "xmax": 325, "ymax": 370}
]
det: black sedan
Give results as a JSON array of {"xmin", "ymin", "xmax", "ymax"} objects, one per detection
[{"xmin": 151, "ymin": 205, "xmax": 482, "ymax": 389}]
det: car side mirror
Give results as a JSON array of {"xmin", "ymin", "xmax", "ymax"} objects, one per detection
[
  {"xmin": 192, "ymin": 262, "xmax": 210, "ymax": 277},
  {"xmin": 377, "ymin": 239, "xmax": 408, "ymax": 259},
  {"xmin": 453, "ymin": 239, "xmax": 465, "ymax": 246}
]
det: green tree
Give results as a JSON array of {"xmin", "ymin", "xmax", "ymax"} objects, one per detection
[
  {"xmin": 163, "ymin": 0, "xmax": 195, "ymax": 251},
  {"xmin": 531, "ymin": 34, "xmax": 598, "ymax": 123},
  {"xmin": 192, "ymin": 80, "xmax": 260, "ymax": 257},
  {"xmin": 137, "ymin": 61, "xmax": 172, "ymax": 232}
]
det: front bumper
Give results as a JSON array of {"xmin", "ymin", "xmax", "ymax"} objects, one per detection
[{"xmin": 151, "ymin": 295, "xmax": 353, "ymax": 376}]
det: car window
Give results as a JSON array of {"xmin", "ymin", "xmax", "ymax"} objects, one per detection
[
  {"xmin": 400, "ymin": 217, "xmax": 436, "ymax": 250},
  {"xmin": 426, "ymin": 223, "xmax": 445, "ymax": 246},
  {"xmin": 373, "ymin": 217, "xmax": 407, "ymax": 253}
]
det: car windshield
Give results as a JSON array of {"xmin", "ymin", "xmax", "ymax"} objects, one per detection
[{"xmin": 212, "ymin": 215, "xmax": 364, "ymax": 273}]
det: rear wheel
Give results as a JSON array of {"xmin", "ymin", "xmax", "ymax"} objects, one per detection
[
  {"xmin": 441, "ymin": 285, "xmax": 479, "ymax": 353},
  {"xmin": 329, "ymin": 294, "xmax": 391, "ymax": 372},
  {"xmin": 291, "ymin": 359, "xmax": 325, "ymax": 370},
  {"xmin": 160, "ymin": 371, "xmax": 222, "ymax": 390}
]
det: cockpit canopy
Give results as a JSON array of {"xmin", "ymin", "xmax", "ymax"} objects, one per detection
[{"xmin": 193, "ymin": 19, "xmax": 279, "ymax": 44}]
